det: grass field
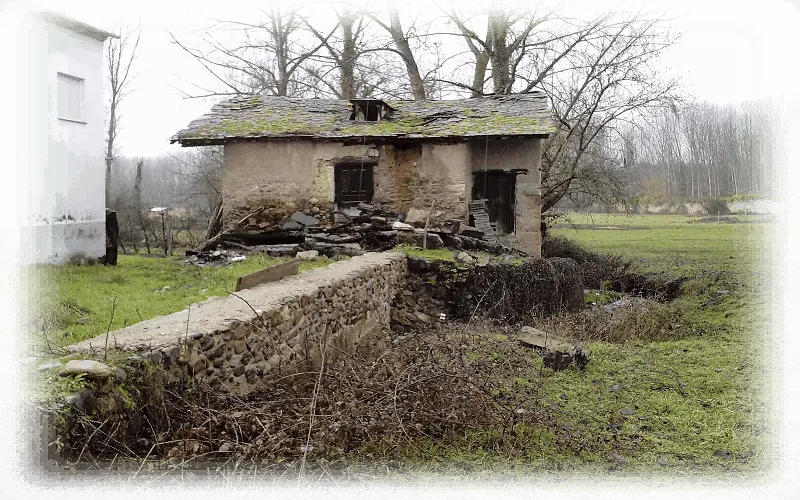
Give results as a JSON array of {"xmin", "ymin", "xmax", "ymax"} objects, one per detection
[
  {"xmin": 30, "ymin": 213, "xmax": 773, "ymax": 477},
  {"xmin": 28, "ymin": 253, "xmax": 339, "ymax": 348},
  {"xmin": 340, "ymin": 213, "xmax": 772, "ymax": 477}
]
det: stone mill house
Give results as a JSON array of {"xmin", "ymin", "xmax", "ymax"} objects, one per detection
[{"xmin": 171, "ymin": 93, "xmax": 554, "ymax": 256}]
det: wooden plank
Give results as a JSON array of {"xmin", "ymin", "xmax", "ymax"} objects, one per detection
[
  {"xmin": 468, "ymin": 199, "xmax": 497, "ymax": 242},
  {"xmin": 192, "ymin": 230, "xmax": 230, "ymax": 253},
  {"xmin": 235, "ymin": 258, "xmax": 301, "ymax": 292},
  {"xmin": 234, "ymin": 206, "xmax": 265, "ymax": 230}
]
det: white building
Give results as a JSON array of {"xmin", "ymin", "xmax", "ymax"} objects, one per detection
[{"xmin": 7, "ymin": 3, "xmax": 115, "ymax": 265}]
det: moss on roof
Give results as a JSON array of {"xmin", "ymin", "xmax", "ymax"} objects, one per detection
[{"xmin": 172, "ymin": 93, "xmax": 554, "ymax": 146}]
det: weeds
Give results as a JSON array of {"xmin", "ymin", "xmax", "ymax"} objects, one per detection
[
  {"xmin": 31, "ymin": 299, "xmax": 92, "ymax": 333},
  {"xmin": 543, "ymin": 235, "xmax": 685, "ymax": 300},
  {"xmin": 536, "ymin": 298, "xmax": 702, "ymax": 344},
  {"xmin": 50, "ymin": 321, "xmax": 594, "ymax": 472}
]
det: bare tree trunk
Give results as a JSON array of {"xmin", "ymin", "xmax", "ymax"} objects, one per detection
[
  {"xmin": 339, "ymin": 9, "xmax": 357, "ymax": 99},
  {"xmin": 387, "ymin": 7, "xmax": 426, "ymax": 100},
  {"xmin": 104, "ymin": 109, "xmax": 114, "ymax": 207},
  {"xmin": 105, "ymin": 23, "xmax": 140, "ymax": 210},
  {"xmin": 472, "ymin": 53, "xmax": 490, "ymax": 97},
  {"xmin": 134, "ymin": 159, "xmax": 143, "ymax": 219},
  {"xmin": 133, "ymin": 158, "xmax": 151, "ymax": 254},
  {"xmin": 160, "ymin": 212, "xmax": 172, "ymax": 256},
  {"xmin": 488, "ymin": 10, "xmax": 513, "ymax": 95}
]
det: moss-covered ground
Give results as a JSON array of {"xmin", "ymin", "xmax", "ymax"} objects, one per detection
[{"xmin": 340, "ymin": 213, "xmax": 772, "ymax": 478}]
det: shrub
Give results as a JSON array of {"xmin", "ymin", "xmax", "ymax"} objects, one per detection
[
  {"xmin": 537, "ymin": 298, "xmax": 695, "ymax": 343},
  {"xmin": 541, "ymin": 236, "xmax": 684, "ymax": 300},
  {"xmin": 541, "ymin": 236, "xmax": 629, "ymax": 288},
  {"xmin": 699, "ymin": 198, "xmax": 730, "ymax": 216}
]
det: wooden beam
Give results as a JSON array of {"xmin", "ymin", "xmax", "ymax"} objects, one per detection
[{"xmin": 234, "ymin": 258, "xmax": 301, "ymax": 292}]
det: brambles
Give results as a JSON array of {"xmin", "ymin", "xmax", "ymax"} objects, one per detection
[{"xmin": 542, "ymin": 236, "xmax": 684, "ymax": 300}]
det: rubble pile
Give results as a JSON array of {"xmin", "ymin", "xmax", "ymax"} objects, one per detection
[{"xmin": 186, "ymin": 202, "xmax": 523, "ymax": 265}]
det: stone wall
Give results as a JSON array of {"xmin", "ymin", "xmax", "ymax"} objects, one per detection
[
  {"xmin": 375, "ymin": 142, "xmax": 470, "ymax": 222},
  {"xmin": 69, "ymin": 252, "xmax": 407, "ymax": 395},
  {"xmin": 391, "ymin": 255, "xmax": 583, "ymax": 331}
]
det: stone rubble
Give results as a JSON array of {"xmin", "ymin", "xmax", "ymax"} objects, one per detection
[
  {"xmin": 518, "ymin": 326, "xmax": 591, "ymax": 371},
  {"xmin": 185, "ymin": 203, "xmax": 523, "ymax": 266}
]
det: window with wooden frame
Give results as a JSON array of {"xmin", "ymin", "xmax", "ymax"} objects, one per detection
[{"xmin": 334, "ymin": 164, "xmax": 374, "ymax": 206}]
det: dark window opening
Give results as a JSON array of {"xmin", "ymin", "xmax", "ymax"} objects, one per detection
[
  {"xmin": 349, "ymin": 99, "xmax": 395, "ymax": 122},
  {"xmin": 335, "ymin": 164, "xmax": 374, "ymax": 206},
  {"xmin": 471, "ymin": 171, "xmax": 517, "ymax": 235}
]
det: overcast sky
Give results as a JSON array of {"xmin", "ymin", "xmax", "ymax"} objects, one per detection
[{"xmin": 27, "ymin": 0, "xmax": 800, "ymax": 157}]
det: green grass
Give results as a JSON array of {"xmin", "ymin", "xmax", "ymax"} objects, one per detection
[
  {"xmin": 396, "ymin": 244, "xmax": 460, "ymax": 262},
  {"xmin": 336, "ymin": 213, "xmax": 771, "ymax": 477},
  {"xmin": 32, "ymin": 214, "xmax": 772, "ymax": 476},
  {"xmin": 28, "ymin": 253, "xmax": 339, "ymax": 347}
]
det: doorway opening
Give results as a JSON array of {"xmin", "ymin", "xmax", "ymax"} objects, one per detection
[{"xmin": 471, "ymin": 170, "xmax": 516, "ymax": 235}]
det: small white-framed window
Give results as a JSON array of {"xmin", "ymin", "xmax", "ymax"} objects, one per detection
[{"xmin": 57, "ymin": 73, "xmax": 85, "ymax": 123}]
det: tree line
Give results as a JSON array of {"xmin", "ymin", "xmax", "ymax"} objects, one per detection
[
  {"xmin": 108, "ymin": 148, "xmax": 222, "ymax": 254},
  {"xmin": 623, "ymin": 99, "xmax": 780, "ymax": 202}
]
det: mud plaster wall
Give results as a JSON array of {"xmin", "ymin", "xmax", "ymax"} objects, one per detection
[
  {"xmin": 221, "ymin": 140, "xmax": 472, "ymax": 227},
  {"xmin": 469, "ymin": 137, "xmax": 543, "ymax": 257},
  {"xmin": 221, "ymin": 140, "xmax": 367, "ymax": 227},
  {"xmin": 375, "ymin": 142, "xmax": 470, "ymax": 221}
]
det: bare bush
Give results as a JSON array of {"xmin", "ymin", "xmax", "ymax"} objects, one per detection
[{"xmin": 537, "ymin": 298, "xmax": 696, "ymax": 344}]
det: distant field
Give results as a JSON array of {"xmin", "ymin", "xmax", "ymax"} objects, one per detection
[{"xmin": 550, "ymin": 212, "xmax": 771, "ymax": 277}]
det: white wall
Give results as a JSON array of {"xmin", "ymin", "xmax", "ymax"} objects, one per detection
[{"xmin": 11, "ymin": 5, "xmax": 107, "ymax": 264}]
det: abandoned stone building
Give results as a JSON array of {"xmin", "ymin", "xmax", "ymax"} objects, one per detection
[{"xmin": 171, "ymin": 93, "xmax": 554, "ymax": 255}]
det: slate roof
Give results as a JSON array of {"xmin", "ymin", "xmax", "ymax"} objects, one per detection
[{"xmin": 171, "ymin": 92, "xmax": 554, "ymax": 146}]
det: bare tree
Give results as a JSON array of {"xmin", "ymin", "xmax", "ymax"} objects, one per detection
[
  {"xmin": 537, "ymin": 15, "xmax": 681, "ymax": 212},
  {"xmin": 105, "ymin": 22, "xmax": 141, "ymax": 208},
  {"xmin": 171, "ymin": 2, "xmax": 334, "ymax": 98},
  {"xmin": 439, "ymin": 6, "xmax": 678, "ymax": 210},
  {"xmin": 299, "ymin": 5, "xmax": 391, "ymax": 99},
  {"xmin": 441, "ymin": 3, "xmax": 599, "ymax": 97},
  {"xmin": 361, "ymin": 5, "xmax": 447, "ymax": 100}
]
